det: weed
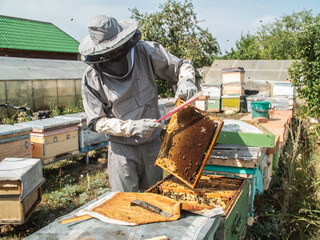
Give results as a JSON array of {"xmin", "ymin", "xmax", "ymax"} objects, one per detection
[{"xmin": 246, "ymin": 117, "xmax": 320, "ymax": 240}]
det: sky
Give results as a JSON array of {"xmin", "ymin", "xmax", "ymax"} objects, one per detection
[{"xmin": 1, "ymin": 0, "xmax": 320, "ymax": 53}]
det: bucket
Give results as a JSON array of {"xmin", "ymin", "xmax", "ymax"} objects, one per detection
[{"xmin": 251, "ymin": 101, "xmax": 271, "ymax": 119}]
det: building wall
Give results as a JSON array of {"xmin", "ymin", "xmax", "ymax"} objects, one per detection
[{"xmin": 0, "ymin": 57, "xmax": 87, "ymax": 117}]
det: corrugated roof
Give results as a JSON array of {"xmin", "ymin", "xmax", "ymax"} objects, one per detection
[{"xmin": 0, "ymin": 15, "xmax": 79, "ymax": 53}]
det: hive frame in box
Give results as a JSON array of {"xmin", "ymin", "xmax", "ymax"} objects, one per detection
[
  {"xmin": 155, "ymin": 99, "xmax": 224, "ymax": 189},
  {"xmin": 146, "ymin": 174, "xmax": 249, "ymax": 240},
  {"xmin": 204, "ymin": 152, "xmax": 268, "ymax": 219}
]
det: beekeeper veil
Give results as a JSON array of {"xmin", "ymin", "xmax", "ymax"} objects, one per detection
[{"xmin": 79, "ymin": 15, "xmax": 141, "ymax": 65}]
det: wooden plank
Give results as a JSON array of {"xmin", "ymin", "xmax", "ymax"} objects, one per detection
[
  {"xmin": 206, "ymin": 158, "xmax": 259, "ymax": 168},
  {"xmin": 61, "ymin": 214, "xmax": 92, "ymax": 224}
]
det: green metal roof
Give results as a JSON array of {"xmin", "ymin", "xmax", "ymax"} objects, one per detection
[{"xmin": 0, "ymin": 15, "xmax": 79, "ymax": 53}]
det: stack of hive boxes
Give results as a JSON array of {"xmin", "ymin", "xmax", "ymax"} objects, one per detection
[
  {"xmin": 204, "ymin": 120, "xmax": 275, "ymax": 224},
  {"xmin": 221, "ymin": 67, "xmax": 246, "ymax": 112}
]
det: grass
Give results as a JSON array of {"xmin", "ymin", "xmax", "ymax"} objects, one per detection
[{"xmin": 245, "ymin": 117, "xmax": 320, "ymax": 240}]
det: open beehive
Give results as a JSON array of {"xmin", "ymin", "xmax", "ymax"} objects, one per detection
[
  {"xmin": 147, "ymin": 174, "xmax": 246, "ymax": 215},
  {"xmin": 155, "ymin": 100, "xmax": 223, "ymax": 188}
]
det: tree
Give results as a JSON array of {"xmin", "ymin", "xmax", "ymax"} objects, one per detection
[
  {"xmin": 225, "ymin": 10, "xmax": 318, "ymax": 60},
  {"xmin": 289, "ymin": 20, "xmax": 320, "ymax": 118},
  {"xmin": 130, "ymin": 0, "xmax": 219, "ymax": 97},
  {"xmin": 224, "ymin": 33, "xmax": 261, "ymax": 60}
]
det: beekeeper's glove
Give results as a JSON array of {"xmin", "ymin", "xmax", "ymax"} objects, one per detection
[
  {"xmin": 95, "ymin": 118, "xmax": 163, "ymax": 139},
  {"xmin": 175, "ymin": 62, "xmax": 198, "ymax": 101}
]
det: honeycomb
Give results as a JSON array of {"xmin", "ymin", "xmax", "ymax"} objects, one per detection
[
  {"xmin": 156, "ymin": 105, "xmax": 218, "ymax": 186},
  {"xmin": 148, "ymin": 175, "xmax": 244, "ymax": 213}
]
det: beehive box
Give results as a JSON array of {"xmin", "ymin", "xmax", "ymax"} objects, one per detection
[
  {"xmin": 201, "ymin": 84, "xmax": 222, "ymax": 98},
  {"xmin": 207, "ymin": 98, "xmax": 221, "ymax": 112},
  {"xmin": 222, "ymin": 83, "xmax": 245, "ymax": 96},
  {"xmin": 204, "ymin": 153, "xmax": 268, "ymax": 219},
  {"xmin": 151, "ymin": 101, "xmax": 249, "ymax": 239},
  {"xmin": 268, "ymin": 81, "xmax": 295, "ymax": 97},
  {"xmin": 0, "ymin": 125, "xmax": 32, "ymax": 162},
  {"xmin": 0, "ymin": 158, "xmax": 45, "ymax": 224},
  {"xmin": 208, "ymin": 144, "xmax": 266, "ymax": 168},
  {"xmin": 147, "ymin": 175, "xmax": 249, "ymax": 240},
  {"xmin": 221, "ymin": 67, "xmax": 245, "ymax": 84},
  {"xmin": 55, "ymin": 112, "xmax": 109, "ymax": 153},
  {"xmin": 221, "ymin": 95, "xmax": 245, "ymax": 112},
  {"xmin": 15, "ymin": 118, "xmax": 80, "ymax": 165},
  {"xmin": 194, "ymin": 95, "xmax": 209, "ymax": 111},
  {"xmin": 155, "ymin": 100, "xmax": 223, "ymax": 188},
  {"xmin": 216, "ymin": 119, "xmax": 276, "ymax": 148}
]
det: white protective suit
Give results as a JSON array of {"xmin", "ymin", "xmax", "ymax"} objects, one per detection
[{"xmin": 81, "ymin": 39, "xmax": 197, "ymax": 192}]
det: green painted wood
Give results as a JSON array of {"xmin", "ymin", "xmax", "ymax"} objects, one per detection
[
  {"xmin": 272, "ymin": 147, "xmax": 280, "ymax": 171},
  {"xmin": 216, "ymin": 120, "xmax": 276, "ymax": 148},
  {"xmin": 216, "ymin": 180, "xmax": 249, "ymax": 240},
  {"xmin": 216, "ymin": 130, "xmax": 275, "ymax": 148}
]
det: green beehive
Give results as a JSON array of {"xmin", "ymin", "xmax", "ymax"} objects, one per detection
[{"xmin": 207, "ymin": 97, "xmax": 221, "ymax": 112}]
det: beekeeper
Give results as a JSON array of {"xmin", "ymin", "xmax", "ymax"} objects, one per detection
[{"xmin": 79, "ymin": 15, "xmax": 198, "ymax": 192}]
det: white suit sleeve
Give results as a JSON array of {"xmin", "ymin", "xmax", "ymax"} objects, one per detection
[
  {"xmin": 95, "ymin": 117, "xmax": 163, "ymax": 139},
  {"xmin": 175, "ymin": 61, "xmax": 198, "ymax": 100}
]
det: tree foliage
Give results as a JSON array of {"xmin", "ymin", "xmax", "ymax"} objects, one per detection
[
  {"xmin": 130, "ymin": 0, "xmax": 219, "ymax": 97},
  {"xmin": 225, "ymin": 10, "xmax": 318, "ymax": 60},
  {"xmin": 289, "ymin": 19, "xmax": 320, "ymax": 118}
]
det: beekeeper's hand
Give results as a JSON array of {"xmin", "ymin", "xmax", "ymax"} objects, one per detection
[
  {"xmin": 95, "ymin": 118, "xmax": 163, "ymax": 139},
  {"xmin": 175, "ymin": 62, "xmax": 198, "ymax": 101},
  {"xmin": 175, "ymin": 78, "xmax": 198, "ymax": 101}
]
